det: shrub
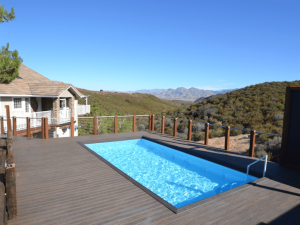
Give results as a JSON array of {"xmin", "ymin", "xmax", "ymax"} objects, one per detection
[
  {"xmin": 255, "ymin": 149, "xmax": 267, "ymax": 158},
  {"xmin": 192, "ymin": 132, "xmax": 205, "ymax": 141}
]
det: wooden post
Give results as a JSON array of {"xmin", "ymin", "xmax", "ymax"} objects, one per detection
[
  {"xmin": 94, "ymin": 116, "xmax": 97, "ymax": 135},
  {"xmin": 225, "ymin": 126, "xmax": 230, "ymax": 151},
  {"xmin": 45, "ymin": 118, "xmax": 49, "ymax": 139},
  {"xmin": 204, "ymin": 123, "xmax": 210, "ymax": 145},
  {"xmin": 0, "ymin": 116, "xmax": 4, "ymax": 134},
  {"xmin": 6, "ymin": 105, "xmax": 12, "ymax": 131},
  {"xmin": 149, "ymin": 115, "xmax": 152, "ymax": 131},
  {"xmin": 13, "ymin": 117, "xmax": 17, "ymax": 136},
  {"xmin": 7, "ymin": 130, "xmax": 14, "ymax": 162},
  {"xmin": 71, "ymin": 117, "xmax": 74, "ymax": 137},
  {"xmin": 188, "ymin": 120, "xmax": 192, "ymax": 141},
  {"xmin": 249, "ymin": 130, "xmax": 256, "ymax": 157},
  {"xmin": 133, "ymin": 115, "xmax": 136, "ymax": 132},
  {"xmin": 26, "ymin": 117, "xmax": 31, "ymax": 138},
  {"xmin": 151, "ymin": 115, "xmax": 155, "ymax": 131},
  {"xmin": 161, "ymin": 116, "xmax": 165, "ymax": 134},
  {"xmin": 41, "ymin": 118, "xmax": 45, "ymax": 139},
  {"xmin": 0, "ymin": 147, "xmax": 6, "ymax": 223},
  {"xmin": 6, "ymin": 130, "xmax": 17, "ymax": 220},
  {"xmin": 173, "ymin": 118, "xmax": 177, "ymax": 137},
  {"xmin": 114, "ymin": 115, "xmax": 117, "ymax": 134}
]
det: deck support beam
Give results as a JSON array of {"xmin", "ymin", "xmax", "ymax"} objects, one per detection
[
  {"xmin": 188, "ymin": 120, "xmax": 192, "ymax": 141},
  {"xmin": 249, "ymin": 130, "xmax": 256, "ymax": 157},
  {"xmin": 151, "ymin": 115, "xmax": 155, "ymax": 131},
  {"xmin": 114, "ymin": 116, "xmax": 117, "ymax": 134},
  {"xmin": 0, "ymin": 117, "xmax": 4, "ymax": 134},
  {"xmin": 71, "ymin": 117, "xmax": 74, "ymax": 137},
  {"xmin": 161, "ymin": 116, "xmax": 165, "ymax": 134},
  {"xmin": 5, "ymin": 105, "xmax": 12, "ymax": 131},
  {"xmin": 225, "ymin": 126, "xmax": 230, "ymax": 150},
  {"xmin": 133, "ymin": 115, "xmax": 136, "ymax": 132},
  {"xmin": 173, "ymin": 118, "xmax": 177, "ymax": 137},
  {"xmin": 204, "ymin": 123, "xmax": 209, "ymax": 145},
  {"xmin": 94, "ymin": 116, "xmax": 97, "ymax": 135}
]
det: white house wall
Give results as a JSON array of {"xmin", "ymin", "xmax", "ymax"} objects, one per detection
[{"xmin": 0, "ymin": 97, "xmax": 12, "ymax": 117}]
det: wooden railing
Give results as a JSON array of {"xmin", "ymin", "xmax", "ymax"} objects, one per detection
[
  {"xmin": 150, "ymin": 115, "xmax": 282, "ymax": 158},
  {"xmin": 79, "ymin": 114, "xmax": 277, "ymax": 158}
]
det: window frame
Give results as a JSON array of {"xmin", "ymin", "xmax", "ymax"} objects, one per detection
[{"xmin": 13, "ymin": 97, "xmax": 23, "ymax": 111}]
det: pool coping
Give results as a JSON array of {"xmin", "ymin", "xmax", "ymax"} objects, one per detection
[{"xmin": 77, "ymin": 136, "xmax": 268, "ymax": 214}]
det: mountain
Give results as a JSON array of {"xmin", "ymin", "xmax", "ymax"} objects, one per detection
[
  {"xmin": 134, "ymin": 89, "xmax": 165, "ymax": 94},
  {"xmin": 130, "ymin": 87, "xmax": 236, "ymax": 101}
]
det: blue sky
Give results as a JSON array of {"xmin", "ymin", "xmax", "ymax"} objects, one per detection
[{"xmin": 1, "ymin": 0, "xmax": 299, "ymax": 91}]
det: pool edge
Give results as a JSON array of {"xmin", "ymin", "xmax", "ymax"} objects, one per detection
[{"xmin": 77, "ymin": 137, "xmax": 266, "ymax": 214}]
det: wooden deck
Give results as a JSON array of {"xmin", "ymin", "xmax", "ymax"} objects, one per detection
[{"xmin": 7, "ymin": 132, "xmax": 300, "ymax": 225}]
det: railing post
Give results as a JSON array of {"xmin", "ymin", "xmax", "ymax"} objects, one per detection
[
  {"xmin": 133, "ymin": 115, "xmax": 136, "ymax": 132},
  {"xmin": 26, "ymin": 117, "xmax": 31, "ymax": 138},
  {"xmin": 173, "ymin": 118, "xmax": 177, "ymax": 137},
  {"xmin": 114, "ymin": 115, "xmax": 117, "ymax": 134},
  {"xmin": 71, "ymin": 117, "xmax": 74, "ymax": 137},
  {"xmin": 249, "ymin": 130, "xmax": 256, "ymax": 157},
  {"xmin": 0, "ymin": 116, "xmax": 4, "ymax": 134},
  {"xmin": 6, "ymin": 130, "xmax": 17, "ymax": 220},
  {"xmin": 151, "ymin": 115, "xmax": 155, "ymax": 131},
  {"xmin": 44, "ymin": 118, "xmax": 49, "ymax": 139},
  {"xmin": 225, "ymin": 126, "xmax": 230, "ymax": 150},
  {"xmin": 161, "ymin": 116, "xmax": 165, "ymax": 134},
  {"xmin": 5, "ymin": 105, "xmax": 12, "ymax": 131},
  {"xmin": 204, "ymin": 123, "xmax": 209, "ymax": 145},
  {"xmin": 41, "ymin": 118, "xmax": 45, "ymax": 139},
  {"xmin": 13, "ymin": 117, "xmax": 17, "ymax": 136},
  {"xmin": 94, "ymin": 116, "xmax": 97, "ymax": 135},
  {"xmin": 188, "ymin": 120, "xmax": 192, "ymax": 141},
  {"xmin": 149, "ymin": 115, "xmax": 152, "ymax": 131}
]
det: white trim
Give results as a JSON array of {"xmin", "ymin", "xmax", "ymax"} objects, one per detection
[
  {"xmin": 59, "ymin": 86, "xmax": 83, "ymax": 98},
  {"xmin": 0, "ymin": 97, "xmax": 1, "ymax": 116},
  {"xmin": 0, "ymin": 94, "xmax": 58, "ymax": 97}
]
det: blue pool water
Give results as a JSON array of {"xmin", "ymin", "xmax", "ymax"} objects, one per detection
[{"xmin": 86, "ymin": 139, "xmax": 258, "ymax": 208}]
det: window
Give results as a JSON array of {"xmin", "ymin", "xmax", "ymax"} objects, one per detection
[
  {"xmin": 14, "ymin": 98, "xmax": 22, "ymax": 109},
  {"xmin": 25, "ymin": 98, "xmax": 30, "ymax": 113},
  {"xmin": 60, "ymin": 99, "xmax": 66, "ymax": 108}
]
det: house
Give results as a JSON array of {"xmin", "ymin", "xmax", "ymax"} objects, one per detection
[{"xmin": 0, "ymin": 64, "xmax": 90, "ymax": 137}]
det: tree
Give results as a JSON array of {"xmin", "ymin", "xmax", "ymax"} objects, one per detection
[{"xmin": 0, "ymin": 4, "xmax": 22, "ymax": 84}]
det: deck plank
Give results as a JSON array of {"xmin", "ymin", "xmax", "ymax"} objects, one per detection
[{"xmin": 7, "ymin": 131, "xmax": 300, "ymax": 225}]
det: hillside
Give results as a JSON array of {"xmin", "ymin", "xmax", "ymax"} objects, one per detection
[
  {"xmin": 164, "ymin": 80, "xmax": 300, "ymax": 132},
  {"xmin": 77, "ymin": 88, "xmax": 182, "ymax": 115},
  {"xmin": 159, "ymin": 80, "xmax": 300, "ymax": 161}
]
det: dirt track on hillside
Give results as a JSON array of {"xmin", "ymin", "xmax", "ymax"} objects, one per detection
[{"xmin": 198, "ymin": 134, "xmax": 250, "ymax": 155}]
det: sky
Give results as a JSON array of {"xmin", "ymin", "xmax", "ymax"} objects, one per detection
[{"xmin": 1, "ymin": 0, "xmax": 299, "ymax": 92}]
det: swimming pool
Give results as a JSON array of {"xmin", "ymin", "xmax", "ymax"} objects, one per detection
[{"xmin": 84, "ymin": 138, "xmax": 258, "ymax": 213}]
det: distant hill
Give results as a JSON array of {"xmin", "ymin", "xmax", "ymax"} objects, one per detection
[
  {"xmin": 194, "ymin": 89, "xmax": 238, "ymax": 103},
  {"xmin": 133, "ymin": 89, "xmax": 165, "ymax": 94},
  {"xmin": 160, "ymin": 80, "xmax": 300, "ymax": 162},
  {"xmin": 77, "ymin": 88, "xmax": 182, "ymax": 115},
  {"xmin": 163, "ymin": 80, "xmax": 300, "ymax": 139},
  {"xmin": 130, "ymin": 87, "xmax": 236, "ymax": 101}
]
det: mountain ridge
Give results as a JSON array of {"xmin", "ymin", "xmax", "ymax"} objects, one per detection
[{"xmin": 130, "ymin": 87, "xmax": 236, "ymax": 101}]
